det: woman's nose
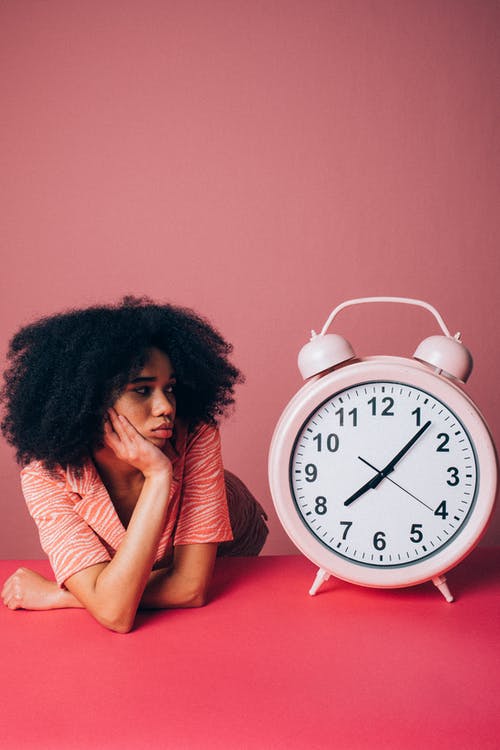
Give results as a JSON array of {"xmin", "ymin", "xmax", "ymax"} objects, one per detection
[{"xmin": 153, "ymin": 391, "xmax": 175, "ymax": 417}]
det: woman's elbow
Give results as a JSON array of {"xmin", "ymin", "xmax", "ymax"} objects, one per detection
[
  {"xmin": 182, "ymin": 582, "xmax": 209, "ymax": 608},
  {"xmin": 92, "ymin": 605, "xmax": 136, "ymax": 634},
  {"xmin": 106, "ymin": 617, "xmax": 135, "ymax": 634},
  {"xmin": 189, "ymin": 590, "xmax": 207, "ymax": 608},
  {"xmin": 65, "ymin": 569, "xmax": 137, "ymax": 633}
]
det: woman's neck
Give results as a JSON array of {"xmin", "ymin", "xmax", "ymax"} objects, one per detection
[{"xmin": 91, "ymin": 445, "xmax": 143, "ymax": 495}]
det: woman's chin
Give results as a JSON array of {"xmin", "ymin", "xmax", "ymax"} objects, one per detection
[{"xmin": 149, "ymin": 434, "xmax": 167, "ymax": 446}]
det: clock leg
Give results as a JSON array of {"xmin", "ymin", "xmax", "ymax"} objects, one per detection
[
  {"xmin": 432, "ymin": 575, "xmax": 454, "ymax": 603},
  {"xmin": 309, "ymin": 568, "xmax": 331, "ymax": 596}
]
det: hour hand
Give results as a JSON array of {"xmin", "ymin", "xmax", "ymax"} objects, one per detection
[
  {"xmin": 344, "ymin": 473, "xmax": 381, "ymax": 506},
  {"xmin": 343, "ymin": 421, "xmax": 432, "ymax": 507}
]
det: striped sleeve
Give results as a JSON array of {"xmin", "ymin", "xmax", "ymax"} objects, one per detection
[
  {"xmin": 21, "ymin": 463, "xmax": 111, "ymax": 587},
  {"xmin": 174, "ymin": 424, "xmax": 233, "ymax": 546}
]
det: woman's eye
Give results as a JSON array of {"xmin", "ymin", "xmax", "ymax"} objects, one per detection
[
  {"xmin": 131, "ymin": 383, "xmax": 175, "ymax": 397},
  {"xmin": 133, "ymin": 386, "xmax": 151, "ymax": 396}
]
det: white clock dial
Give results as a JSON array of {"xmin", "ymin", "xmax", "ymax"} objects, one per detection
[{"xmin": 289, "ymin": 380, "xmax": 478, "ymax": 568}]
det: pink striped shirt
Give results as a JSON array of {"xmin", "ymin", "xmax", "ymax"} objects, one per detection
[{"xmin": 21, "ymin": 422, "xmax": 233, "ymax": 586}]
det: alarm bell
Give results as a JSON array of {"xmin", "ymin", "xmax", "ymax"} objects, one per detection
[
  {"xmin": 298, "ymin": 333, "xmax": 355, "ymax": 380},
  {"xmin": 298, "ymin": 298, "xmax": 474, "ymax": 383},
  {"xmin": 413, "ymin": 334, "xmax": 473, "ymax": 383}
]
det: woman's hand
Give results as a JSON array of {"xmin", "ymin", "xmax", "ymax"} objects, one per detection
[
  {"xmin": 104, "ymin": 408, "xmax": 172, "ymax": 479},
  {"xmin": 1, "ymin": 567, "xmax": 78, "ymax": 610}
]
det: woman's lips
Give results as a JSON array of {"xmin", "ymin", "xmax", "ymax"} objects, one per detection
[{"xmin": 152, "ymin": 426, "xmax": 173, "ymax": 439}]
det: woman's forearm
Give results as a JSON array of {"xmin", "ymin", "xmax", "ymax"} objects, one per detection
[
  {"xmin": 4, "ymin": 534, "xmax": 214, "ymax": 623},
  {"xmin": 66, "ymin": 470, "xmax": 172, "ymax": 631},
  {"xmin": 51, "ymin": 564, "xmax": 202, "ymax": 612},
  {"xmin": 140, "ymin": 568, "xmax": 205, "ymax": 609},
  {"xmin": 140, "ymin": 543, "xmax": 218, "ymax": 610}
]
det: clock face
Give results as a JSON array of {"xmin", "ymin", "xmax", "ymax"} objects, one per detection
[{"xmin": 289, "ymin": 380, "xmax": 479, "ymax": 569}]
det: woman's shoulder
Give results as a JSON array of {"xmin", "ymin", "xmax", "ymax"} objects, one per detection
[
  {"xmin": 20, "ymin": 458, "xmax": 95, "ymax": 491},
  {"xmin": 185, "ymin": 420, "xmax": 220, "ymax": 446},
  {"xmin": 21, "ymin": 459, "xmax": 66, "ymax": 481},
  {"xmin": 169, "ymin": 420, "xmax": 221, "ymax": 463}
]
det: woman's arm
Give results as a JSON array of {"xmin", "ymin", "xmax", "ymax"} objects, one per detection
[
  {"xmin": 64, "ymin": 470, "xmax": 170, "ymax": 632},
  {"xmin": 140, "ymin": 542, "xmax": 218, "ymax": 609},
  {"xmin": 3, "ymin": 418, "xmax": 226, "ymax": 629},
  {"xmin": 59, "ymin": 409, "xmax": 173, "ymax": 632},
  {"xmin": 2, "ymin": 543, "xmax": 217, "ymax": 613}
]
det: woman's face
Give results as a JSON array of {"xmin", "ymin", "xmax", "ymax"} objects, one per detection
[{"xmin": 112, "ymin": 347, "xmax": 177, "ymax": 446}]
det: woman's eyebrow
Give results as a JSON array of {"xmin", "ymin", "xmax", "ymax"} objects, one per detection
[{"xmin": 129, "ymin": 374, "xmax": 176, "ymax": 384}]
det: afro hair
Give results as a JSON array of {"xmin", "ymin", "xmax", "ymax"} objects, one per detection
[{"xmin": 0, "ymin": 296, "xmax": 243, "ymax": 470}]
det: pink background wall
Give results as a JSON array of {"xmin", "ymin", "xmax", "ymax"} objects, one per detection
[{"xmin": 1, "ymin": 0, "xmax": 499, "ymax": 558}]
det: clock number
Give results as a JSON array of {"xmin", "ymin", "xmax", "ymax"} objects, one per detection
[
  {"xmin": 305, "ymin": 464, "xmax": 318, "ymax": 482},
  {"xmin": 368, "ymin": 396, "xmax": 395, "ymax": 417},
  {"xmin": 312, "ymin": 433, "xmax": 340, "ymax": 453},
  {"xmin": 339, "ymin": 521, "xmax": 352, "ymax": 539},
  {"xmin": 446, "ymin": 467, "xmax": 460, "ymax": 486},
  {"xmin": 412, "ymin": 407, "xmax": 421, "ymax": 426},
  {"xmin": 327, "ymin": 434, "xmax": 340, "ymax": 452},
  {"xmin": 434, "ymin": 501, "xmax": 449, "ymax": 519},
  {"xmin": 335, "ymin": 407, "xmax": 358, "ymax": 427},
  {"xmin": 436, "ymin": 433, "xmax": 450, "ymax": 452},
  {"xmin": 410, "ymin": 523, "xmax": 424, "ymax": 543},
  {"xmin": 373, "ymin": 531, "xmax": 386, "ymax": 550},
  {"xmin": 314, "ymin": 496, "xmax": 327, "ymax": 515}
]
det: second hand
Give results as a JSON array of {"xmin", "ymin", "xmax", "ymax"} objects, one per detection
[{"xmin": 357, "ymin": 456, "xmax": 434, "ymax": 512}]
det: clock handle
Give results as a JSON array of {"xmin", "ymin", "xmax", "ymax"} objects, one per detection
[
  {"xmin": 309, "ymin": 296, "xmax": 473, "ymax": 383},
  {"xmin": 319, "ymin": 296, "xmax": 452, "ymax": 337}
]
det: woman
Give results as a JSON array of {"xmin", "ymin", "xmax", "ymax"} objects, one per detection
[{"xmin": 0, "ymin": 297, "xmax": 267, "ymax": 632}]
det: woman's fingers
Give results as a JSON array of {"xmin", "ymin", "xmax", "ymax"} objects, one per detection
[
  {"xmin": 117, "ymin": 414, "xmax": 141, "ymax": 439},
  {"xmin": 1, "ymin": 579, "xmax": 11, "ymax": 606},
  {"xmin": 104, "ymin": 409, "xmax": 133, "ymax": 449},
  {"xmin": 102, "ymin": 408, "xmax": 172, "ymax": 476},
  {"xmin": 107, "ymin": 408, "xmax": 128, "ymax": 438},
  {"xmin": 105, "ymin": 409, "xmax": 145, "ymax": 462},
  {"xmin": 102, "ymin": 416, "xmax": 113, "ymax": 438},
  {"xmin": 2, "ymin": 568, "xmax": 63, "ymax": 611},
  {"xmin": 107, "ymin": 409, "xmax": 143, "ymax": 444},
  {"xmin": 103, "ymin": 414, "xmax": 120, "ymax": 449},
  {"xmin": 2, "ymin": 572, "xmax": 22, "ymax": 609}
]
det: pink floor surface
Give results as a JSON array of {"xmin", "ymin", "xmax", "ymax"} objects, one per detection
[{"xmin": 1, "ymin": 550, "xmax": 499, "ymax": 749}]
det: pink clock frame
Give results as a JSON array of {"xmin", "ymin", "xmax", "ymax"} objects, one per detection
[{"xmin": 269, "ymin": 356, "xmax": 498, "ymax": 597}]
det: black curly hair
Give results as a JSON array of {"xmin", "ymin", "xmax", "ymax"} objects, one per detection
[{"xmin": 0, "ymin": 296, "xmax": 244, "ymax": 470}]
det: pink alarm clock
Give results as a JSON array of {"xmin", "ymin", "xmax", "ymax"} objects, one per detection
[{"xmin": 268, "ymin": 297, "xmax": 497, "ymax": 601}]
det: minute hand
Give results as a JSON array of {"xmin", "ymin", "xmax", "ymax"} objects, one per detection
[
  {"xmin": 369, "ymin": 420, "xmax": 432, "ymax": 490},
  {"xmin": 343, "ymin": 420, "xmax": 432, "ymax": 507}
]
